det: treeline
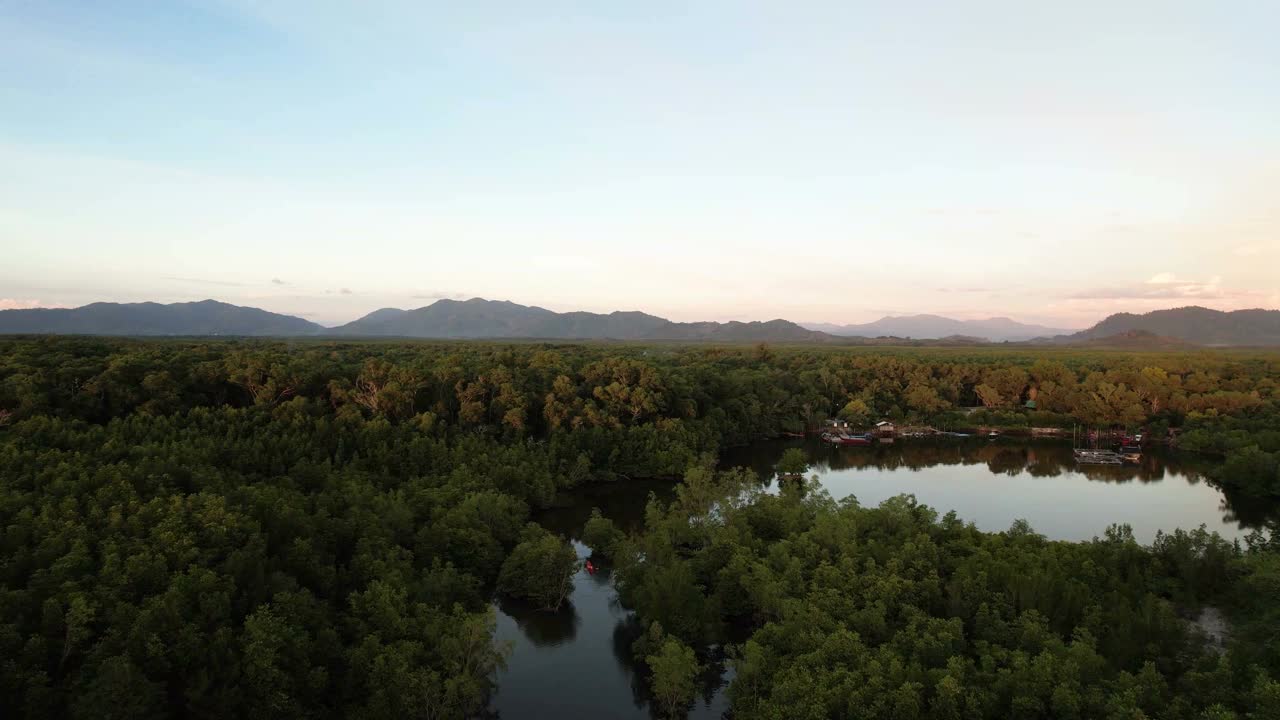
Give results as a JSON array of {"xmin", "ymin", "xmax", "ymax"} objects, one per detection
[
  {"xmin": 1180, "ymin": 407, "xmax": 1280, "ymax": 498},
  {"xmin": 4, "ymin": 336, "xmax": 1276, "ymax": 496},
  {"xmin": 0, "ymin": 337, "xmax": 1278, "ymax": 717},
  {"xmin": 2, "ymin": 337, "xmax": 1277, "ymax": 435},
  {"xmin": 592, "ymin": 466, "xmax": 1280, "ymax": 719}
]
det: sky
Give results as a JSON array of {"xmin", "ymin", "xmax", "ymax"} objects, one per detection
[{"xmin": 2, "ymin": 1, "xmax": 1278, "ymax": 328}]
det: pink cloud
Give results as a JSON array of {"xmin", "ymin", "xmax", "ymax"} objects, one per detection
[
  {"xmin": 0, "ymin": 299, "xmax": 64, "ymax": 310},
  {"xmin": 1067, "ymin": 274, "xmax": 1251, "ymax": 301}
]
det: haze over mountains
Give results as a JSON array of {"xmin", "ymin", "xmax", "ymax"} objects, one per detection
[
  {"xmin": 804, "ymin": 315, "xmax": 1073, "ymax": 342},
  {"xmin": 1, "ymin": 299, "xmax": 1278, "ymax": 346}
]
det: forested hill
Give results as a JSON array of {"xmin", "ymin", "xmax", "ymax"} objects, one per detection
[
  {"xmin": 332, "ymin": 298, "xmax": 832, "ymax": 341},
  {"xmin": 1067, "ymin": 307, "xmax": 1280, "ymax": 346},
  {"xmin": 0, "ymin": 300, "xmax": 323, "ymax": 336}
]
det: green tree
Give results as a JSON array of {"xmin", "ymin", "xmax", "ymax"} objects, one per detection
[
  {"xmin": 497, "ymin": 525, "xmax": 578, "ymax": 610},
  {"xmin": 582, "ymin": 508, "xmax": 625, "ymax": 558},
  {"xmin": 838, "ymin": 398, "xmax": 871, "ymax": 426},
  {"xmin": 777, "ymin": 447, "xmax": 809, "ymax": 477},
  {"xmin": 647, "ymin": 637, "xmax": 701, "ymax": 718}
]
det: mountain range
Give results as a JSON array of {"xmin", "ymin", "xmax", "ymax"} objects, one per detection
[
  {"xmin": 334, "ymin": 299, "xmax": 831, "ymax": 341},
  {"xmin": 0, "ymin": 300, "xmax": 323, "ymax": 336},
  {"xmin": 0, "ymin": 298, "xmax": 828, "ymax": 342},
  {"xmin": 803, "ymin": 315, "xmax": 1072, "ymax": 342},
  {"xmin": 1, "ymin": 299, "xmax": 1278, "ymax": 346},
  {"xmin": 1061, "ymin": 306, "xmax": 1280, "ymax": 346}
]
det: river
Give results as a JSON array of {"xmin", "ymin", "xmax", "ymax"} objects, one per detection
[{"xmin": 489, "ymin": 438, "xmax": 1273, "ymax": 719}]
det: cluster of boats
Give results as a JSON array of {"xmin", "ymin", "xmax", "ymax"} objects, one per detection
[{"xmin": 819, "ymin": 429, "xmax": 996, "ymax": 446}]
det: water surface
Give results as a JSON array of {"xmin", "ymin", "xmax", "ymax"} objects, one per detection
[
  {"xmin": 722, "ymin": 438, "xmax": 1263, "ymax": 543},
  {"xmin": 490, "ymin": 438, "xmax": 1272, "ymax": 719}
]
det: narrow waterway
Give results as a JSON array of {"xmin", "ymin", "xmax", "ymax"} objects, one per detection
[{"xmin": 489, "ymin": 438, "xmax": 1273, "ymax": 719}]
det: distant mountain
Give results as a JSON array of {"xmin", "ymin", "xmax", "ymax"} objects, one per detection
[
  {"xmin": 0, "ymin": 300, "xmax": 323, "ymax": 336},
  {"xmin": 805, "ymin": 314, "xmax": 1072, "ymax": 342},
  {"xmin": 1075, "ymin": 329, "xmax": 1201, "ymax": 350},
  {"xmin": 10, "ymin": 298, "xmax": 1273, "ymax": 346},
  {"xmin": 1068, "ymin": 306, "xmax": 1280, "ymax": 346},
  {"xmin": 334, "ymin": 298, "xmax": 831, "ymax": 342},
  {"xmin": 636, "ymin": 318, "xmax": 830, "ymax": 342}
]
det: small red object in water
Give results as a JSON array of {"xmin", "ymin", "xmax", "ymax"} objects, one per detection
[{"xmin": 585, "ymin": 560, "xmax": 596, "ymax": 574}]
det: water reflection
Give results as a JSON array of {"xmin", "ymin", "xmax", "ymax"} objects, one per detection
[
  {"xmin": 723, "ymin": 437, "xmax": 1220, "ymax": 487},
  {"xmin": 491, "ymin": 540, "xmax": 730, "ymax": 720},
  {"xmin": 721, "ymin": 438, "xmax": 1268, "ymax": 542},
  {"xmin": 498, "ymin": 596, "xmax": 580, "ymax": 648},
  {"xmin": 492, "ymin": 437, "xmax": 1277, "ymax": 719}
]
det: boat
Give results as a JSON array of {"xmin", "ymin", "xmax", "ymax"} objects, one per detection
[
  {"xmin": 822, "ymin": 431, "xmax": 873, "ymax": 446},
  {"xmin": 1119, "ymin": 444, "xmax": 1143, "ymax": 463},
  {"xmin": 1073, "ymin": 448, "xmax": 1123, "ymax": 465}
]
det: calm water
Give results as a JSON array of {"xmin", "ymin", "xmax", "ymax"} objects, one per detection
[
  {"xmin": 491, "ymin": 479, "xmax": 729, "ymax": 720},
  {"xmin": 490, "ymin": 438, "xmax": 1273, "ymax": 719},
  {"xmin": 724, "ymin": 438, "xmax": 1267, "ymax": 543}
]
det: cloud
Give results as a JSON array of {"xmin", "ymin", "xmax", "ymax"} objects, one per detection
[
  {"xmin": 1069, "ymin": 274, "xmax": 1261, "ymax": 301},
  {"xmin": 338, "ymin": 288, "xmax": 352, "ymax": 295},
  {"xmin": 162, "ymin": 275, "xmax": 247, "ymax": 287},
  {"xmin": 271, "ymin": 277, "xmax": 287, "ymax": 285},
  {"xmin": 937, "ymin": 286, "xmax": 995, "ymax": 293},
  {"xmin": 0, "ymin": 298, "xmax": 64, "ymax": 310}
]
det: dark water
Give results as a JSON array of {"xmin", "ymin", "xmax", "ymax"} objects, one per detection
[
  {"xmin": 491, "ymin": 480, "xmax": 731, "ymax": 719},
  {"xmin": 490, "ymin": 439, "xmax": 1273, "ymax": 719}
]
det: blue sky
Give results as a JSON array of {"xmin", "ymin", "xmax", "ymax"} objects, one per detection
[{"xmin": 2, "ymin": 1, "xmax": 1278, "ymax": 326}]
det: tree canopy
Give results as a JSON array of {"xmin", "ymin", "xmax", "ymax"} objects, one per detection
[{"xmin": 0, "ymin": 336, "xmax": 1276, "ymax": 717}]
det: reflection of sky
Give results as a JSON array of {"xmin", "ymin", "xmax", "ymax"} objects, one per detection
[
  {"xmin": 745, "ymin": 441, "xmax": 1245, "ymax": 543},
  {"xmin": 491, "ymin": 541, "xmax": 729, "ymax": 719},
  {"xmin": 809, "ymin": 463, "xmax": 1235, "ymax": 543},
  {"xmin": 494, "ymin": 440, "xmax": 1256, "ymax": 716}
]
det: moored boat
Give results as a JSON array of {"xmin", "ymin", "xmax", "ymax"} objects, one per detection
[
  {"xmin": 822, "ymin": 431, "xmax": 873, "ymax": 446},
  {"xmin": 1073, "ymin": 448, "xmax": 1124, "ymax": 465}
]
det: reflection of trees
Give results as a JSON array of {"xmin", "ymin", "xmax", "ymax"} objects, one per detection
[
  {"xmin": 1214, "ymin": 484, "xmax": 1280, "ymax": 530},
  {"xmin": 537, "ymin": 479, "xmax": 680, "ymax": 538},
  {"xmin": 720, "ymin": 438, "xmax": 1241, "ymax": 492},
  {"xmin": 985, "ymin": 447, "xmax": 1029, "ymax": 477},
  {"xmin": 610, "ymin": 617, "xmax": 651, "ymax": 712},
  {"xmin": 606, "ymin": 614, "xmax": 732, "ymax": 719},
  {"xmin": 1026, "ymin": 446, "xmax": 1064, "ymax": 477},
  {"xmin": 498, "ymin": 596, "xmax": 580, "ymax": 648},
  {"xmin": 695, "ymin": 653, "xmax": 729, "ymax": 712}
]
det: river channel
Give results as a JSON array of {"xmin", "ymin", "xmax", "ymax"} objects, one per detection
[{"xmin": 489, "ymin": 438, "xmax": 1271, "ymax": 718}]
